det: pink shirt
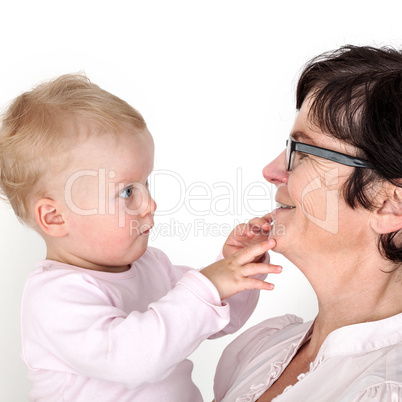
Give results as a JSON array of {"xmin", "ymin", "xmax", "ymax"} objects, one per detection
[
  {"xmin": 21, "ymin": 247, "xmax": 264, "ymax": 401},
  {"xmin": 214, "ymin": 314, "xmax": 402, "ymax": 401}
]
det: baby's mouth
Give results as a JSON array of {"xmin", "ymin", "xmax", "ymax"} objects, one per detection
[{"xmin": 140, "ymin": 225, "xmax": 153, "ymax": 235}]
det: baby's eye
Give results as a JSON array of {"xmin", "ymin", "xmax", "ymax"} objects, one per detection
[{"xmin": 119, "ymin": 185, "xmax": 133, "ymax": 199}]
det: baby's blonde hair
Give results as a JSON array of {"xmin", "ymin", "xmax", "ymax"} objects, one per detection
[{"xmin": 0, "ymin": 73, "xmax": 146, "ymax": 225}]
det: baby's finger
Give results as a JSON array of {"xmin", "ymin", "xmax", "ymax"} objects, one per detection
[
  {"xmin": 248, "ymin": 217, "xmax": 272, "ymax": 236},
  {"xmin": 241, "ymin": 262, "xmax": 283, "ymax": 277},
  {"xmin": 262, "ymin": 213, "xmax": 273, "ymax": 224},
  {"xmin": 241, "ymin": 277, "xmax": 275, "ymax": 292},
  {"xmin": 232, "ymin": 223, "xmax": 248, "ymax": 238},
  {"xmin": 234, "ymin": 240, "xmax": 275, "ymax": 265}
]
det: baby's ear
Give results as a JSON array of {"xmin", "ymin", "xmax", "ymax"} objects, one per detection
[
  {"xmin": 34, "ymin": 198, "xmax": 68, "ymax": 238},
  {"xmin": 370, "ymin": 184, "xmax": 402, "ymax": 234}
]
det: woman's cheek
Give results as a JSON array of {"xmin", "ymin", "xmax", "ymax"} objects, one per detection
[
  {"xmin": 290, "ymin": 164, "xmax": 332, "ymax": 219},
  {"xmin": 301, "ymin": 190, "xmax": 328, "ymax": 221}
]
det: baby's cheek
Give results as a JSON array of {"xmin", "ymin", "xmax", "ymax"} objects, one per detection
[{"xmin": 65, "ymin": 175, "xmax": 101, "ymax": 214}]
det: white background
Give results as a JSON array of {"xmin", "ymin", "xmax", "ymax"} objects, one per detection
[{"xmin": 0, "ymin": 1, "xmax": 401, "ymax": 401}]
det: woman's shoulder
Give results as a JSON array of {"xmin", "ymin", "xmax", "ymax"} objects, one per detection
[
  {"xmin": 214, "ymin": 314, "xmax": 310, "ymax": 401},
  {"xmin": 351, "ymin": 381, "xmax": 402, "ymax": 401},
  {"xmin": 348, "ymin": 341, "xmax": 402, "ymax": 400},
  {"xmin": 245, "ymin": 314, "xmax": 304, "ymax": 333},
  {"xmin": 223, "ymin": 314, "xmax": 306, "ymax": 352}
]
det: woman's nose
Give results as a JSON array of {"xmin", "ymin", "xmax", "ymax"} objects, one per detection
[{"xmin": 262, "ymin": 150, "xmax": 289, "ymax": 185}]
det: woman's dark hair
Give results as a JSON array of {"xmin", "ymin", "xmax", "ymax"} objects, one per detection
[{"xmin": 296, "ymin": 45, "xmax": 402, "ymax": 263}]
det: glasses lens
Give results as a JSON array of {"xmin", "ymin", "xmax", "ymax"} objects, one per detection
[{"xmin": 286, "ymin": 137, "xmax": 292, "ymax": 170}]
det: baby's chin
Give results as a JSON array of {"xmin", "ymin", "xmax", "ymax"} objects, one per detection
[{"xmin": 126, "ymin": 241, "xmax": 149, "ymax": 263}]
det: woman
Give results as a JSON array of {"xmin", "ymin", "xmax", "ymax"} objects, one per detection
[{"xmin": 214, "ymin": 45, "xmax": 402, "ymax": 401}]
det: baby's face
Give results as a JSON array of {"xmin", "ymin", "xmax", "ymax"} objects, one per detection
[{"xmin": 53, "ymin": 127, "xmax": 156, "ymax": 272}]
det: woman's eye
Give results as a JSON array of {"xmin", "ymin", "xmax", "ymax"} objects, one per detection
[
  {"xmin": 119, "ymin": 186, "xmax": 133, "ymax": 199},
  {"xmin": 294, "ymin": 152, "xmax": 309, "ymax": 164}
]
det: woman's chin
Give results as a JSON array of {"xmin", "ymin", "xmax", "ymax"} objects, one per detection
[{"xmin": 267, "ymin": 232, "xmax": 282, "ymax": 254}]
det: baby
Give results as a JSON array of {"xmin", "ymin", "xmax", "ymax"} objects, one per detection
[{"xmin": 0, "ymin": 74, "xmax": 281, "ymax": 401}]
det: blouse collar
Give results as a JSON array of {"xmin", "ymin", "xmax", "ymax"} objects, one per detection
[{"xmin": 315, "ymin": 312, "xmax": 402, "ymax": 359}]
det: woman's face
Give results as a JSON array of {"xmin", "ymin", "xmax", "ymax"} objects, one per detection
[{"xmin": 263, "ymin": 100, "xmax": 374, "ymax": 266}]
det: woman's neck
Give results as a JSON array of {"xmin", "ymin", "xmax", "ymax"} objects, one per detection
[{"xmin": 300, "ymin": 252, "xmax": 402, "ymax": 361}]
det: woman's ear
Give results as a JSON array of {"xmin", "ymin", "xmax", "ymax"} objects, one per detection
[
  {"xmin": 34, "ymin": 198, "xmax": 68, "ymax": 238},
  {"xmin": 370, "ymin": 185, "xmax": 402, "ymax": 234}
]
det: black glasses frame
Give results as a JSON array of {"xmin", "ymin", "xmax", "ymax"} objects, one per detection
[{"xmin": 286, "ymin": 136, "xmax": 373, "ymax": 171}]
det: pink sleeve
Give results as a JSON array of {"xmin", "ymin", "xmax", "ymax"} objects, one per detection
[
  {"xmin": 150, "ymin": 247, "xmax": 269, "ymax": 338},
  {"xmin": 208, "ymin": 251, "xmax": 270, "ymax": 338},
  {"xmin": 21, "ymin": 268, "xmax": 230, "ymax": 389}
]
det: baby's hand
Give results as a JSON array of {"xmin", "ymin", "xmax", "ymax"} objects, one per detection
[
  {"xmin": 201, "ymin": 240, "xmax": 281, "ymax": 300},
  {"xmin": 223, "ymin": 214, "xmax": 272, "ymax": 261}
]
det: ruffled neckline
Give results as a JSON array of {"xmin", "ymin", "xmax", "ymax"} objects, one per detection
[{"xmin": 235, "ymin": 321, "xmax": 315, "ymax": 402}]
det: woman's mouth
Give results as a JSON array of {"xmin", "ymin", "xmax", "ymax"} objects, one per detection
[
  {"xmin": 272, "ymin": 201, "xmax": 296, "ymax": 218},
  {"xmin": 276, "ymin": 202, "xmax": 295, "ymax": 210}
]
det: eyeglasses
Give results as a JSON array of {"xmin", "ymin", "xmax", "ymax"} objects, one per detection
[{"xmin": 286, "ymin": 136, "xmax": 373, "ymax": 171}]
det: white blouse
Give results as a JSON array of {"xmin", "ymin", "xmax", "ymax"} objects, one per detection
[{"xmin": 214, "ymin": 313, "xmax": 402, "ymax": 401}]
